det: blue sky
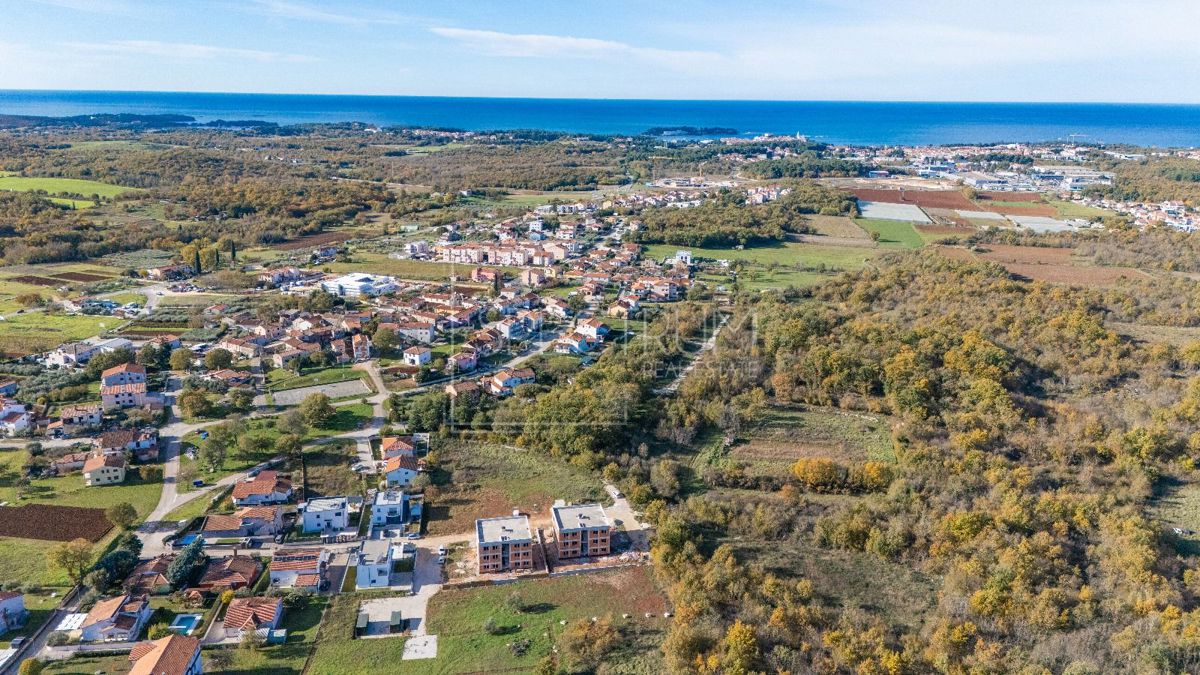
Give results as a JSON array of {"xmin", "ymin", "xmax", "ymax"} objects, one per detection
[{"xmin": 1, "ymin": 0, "xmax": 1197, "ymax": 102}]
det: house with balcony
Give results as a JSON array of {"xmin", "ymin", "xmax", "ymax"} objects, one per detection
[
  {"xmin": 475, "ymin": 514, "xmax": 534, "ymax": 574},
  {"xmin": 551, "ymin": 502, "xmax": 614, "ymax": 559}
]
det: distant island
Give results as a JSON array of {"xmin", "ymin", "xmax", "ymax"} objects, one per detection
[{"xmin": 643, "ymin": 125, "xmax": 738, "ymax": 137}]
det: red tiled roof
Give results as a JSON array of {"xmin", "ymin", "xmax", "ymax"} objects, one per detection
[
  {"xmin": 128, "ymin": 634, "xmax": 200, "ymax": 674},
  {"xmin": 102, "ymin": 363, "xmax": 146, "ymax": 378},
  {"xmin": 223, "ymin": 597, "xmax": 280, "ymax": 632}
]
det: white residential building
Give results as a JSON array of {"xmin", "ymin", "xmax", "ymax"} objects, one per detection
[
  {"xmin": 298, "ymin": 497, "xmax": 350, "ymax": 533},
  {"xmin": 355, "ymin": 539, "xmax": 408, "ymax": 589}
]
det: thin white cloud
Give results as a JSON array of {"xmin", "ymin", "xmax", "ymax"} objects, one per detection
[
  {"xmin": 249, "ymin": 0, "xmax": 404, "ymax": 27},
  {"xmin": 66, "ymin": 40, "xmax": 320, "ymax": 64},
  {"xmin": 430, "ymin": 27, "xmax": 721, "ymax": 69},
  {"xmin": 28, "ymin": 0, "xmax": 130, "ymax": 12}
]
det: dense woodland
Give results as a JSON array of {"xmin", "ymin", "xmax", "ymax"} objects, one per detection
[{"xmin": 1088, "ymin": 156, "xmax": 1200, "ymax": 206}]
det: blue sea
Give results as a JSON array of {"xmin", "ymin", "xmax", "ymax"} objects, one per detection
[{"xmin": 1, "ymin": 90, "xmax": 1199, "ymax": 147}]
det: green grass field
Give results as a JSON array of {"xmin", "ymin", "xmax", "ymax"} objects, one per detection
[
  {"xmin": 1047, "ymin": 198, "xmax": 1113, "ymax": 220},
  {"xmin": 47, "ymin": 197, "xmax": 96, "ymax": 209},
  {"xmin": 308, "ymin": 567, "xmax": 668, "ymax": 675},
  {"xmin": 645, "ymin": 242, "xmax": 881, "ymax": 291},
  {"xmin": 643, "ymin": 242, "xmax": 880, "ymax": 269},
  {"xmin": 0, "ymin": 313, "xmax": 118, "ymax": 355},
  {"xmin": 1152, "ymin": 477, "xmax": 1200, "ymax": 556},
  {"xmin": 854, "ymin": 219, "xmax": 926, "ymax": 249},
  {"xmin": 0, "ymin": 175, "xmax": 139, "ymax": 199},
  {"xmin": 266, "ymin": 365, "xmax": 368, "ymax": 392},
  {"xmin": 0, "ymin": 447, "xmax": 163, "ymax": 517}
]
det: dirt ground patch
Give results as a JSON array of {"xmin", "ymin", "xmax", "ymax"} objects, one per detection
[
  {"xmin": 978, "ymin": 191, "xmax": 1044, "ymax": 202},
  {"xmin": 803, "ymin": 215, "xmax": 869, "ymax": 239},
  {"xmin": 850, "ymin": 189, "xmax": 979, "ymax": 211},
  {"xmin": 8, "ymin": 275, "xmax": 62, "ymax": 287},
  {"xmin": 732, "ymin": 440, "xmax": 862, "ymax": 467},
  {"xmin": 271, "ymin": 230, "xmax": 362, "ymax": 251},
  {"xmin": 916, "ymin": 223, "xmax": 976, "ymax": 237},
  {"xmin": 586, "ymin": 566, "xmax": 670, "ymax": 616},
  {"xmin": 0, "ymin": 504, "xmax": 112, "ymax": 541},
  {"xmin": 982, "ymin": 203, "xmax": 1058, "ymax": 217},
  {"xmin": 51, "ymin": 272, "xmax": 110, "ymax": 282},
  {"xmin": 937, "ymin": 245, "xmax": 1151, "ymax": 285},
  {"xmin": 425, "ymin": 486, "xmax": 553, "ymax": 536}
]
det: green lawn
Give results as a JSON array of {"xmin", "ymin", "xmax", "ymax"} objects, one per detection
[
  {"xmin": 854, "ymin": 219, "xmax": 925, "ymax": 249},
  {"xmin": 47, "ymin": 197, "xmax": 96, "ymax": 209},
  {"xmin": 0, "ymin": 448, "xmax": 163, "ymax": 517},
  {"xmin": 106, "ymin": 292, "xmax": 147, "ymax": 306},
  {"xmin": 0, "ymin": 592, "xmax": 60, "ymax": 648},
  {"xmin": 1047, "ymin": 198, "xmax": 1112, "ymax": 219},
  {"xmin": 0, "ymin": 312, "xmax": 119, "ymax": 355},
  {"xmin": 309, "ymin": 567, "xmax": 668, "ymax": 675},
  {"xmin": 643, "ymin": 242, "xmax": 881, "ymax": 269},
  {"xmin": 0, "ymin": 175, "xmax": 139, "ymax": 199},
  {"xmin": 266, "ymin": 366, "xmax": 367, "ymax": 392}
]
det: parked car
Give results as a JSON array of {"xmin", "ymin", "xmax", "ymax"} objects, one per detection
[
  {"xmin": 437, "ymin": 556, "xmax": 446, "ymax": 565},
  {"xmin": 192, "ymin": 479, "xmax": 205, "ymax": 488},
  {"xmin": 406, "ymin": 532, "xmax": 421, "ymax": 540},
  {"xmin": 437, "ymin": 545, "xmax": 447, "ymax": 556}
]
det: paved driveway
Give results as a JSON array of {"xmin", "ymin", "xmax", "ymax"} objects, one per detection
[{"xmin": 270, "ymin": 379, "xmax": 372, "ymax": 405}]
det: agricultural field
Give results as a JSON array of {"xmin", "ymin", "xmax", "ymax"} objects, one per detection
[
  {"xmin": 1047, "ymin": 198, "xmax": 1113, "ymax": 219},
  {"xmin": 853, "ymin": 218, "xmax": 926, "ymax": 249},
  {"xmin": 424, "ymin": 441, "xmax": 605, "ymax": 535},
  {"xmin": 308, "ymin": 566, "xmax": 668, "ymax": 675},
  {"xmin": 803, "ymin": 214, "xmax": 870, "ymax": 239},
  {"xmin": 937, "ymin": 244, "xmax": 1151, "ymax": 286},
  {"xmin": 0, "ymin": 313, "xmax": 118, "ymax": 356},
  {"xmin": 0, "ymin": 175, "xmax": 139, "ymax": 199},
  {"xmin": 850, "ymin": 188, "xmax": 978, "ymax": 211},
  {"xmin": 709, "ymin": 406, "xmax": 897, "ymax": 478},
  {"xmin": 0, "ymin": 504, "xmax": 111, "ymax": 542}
]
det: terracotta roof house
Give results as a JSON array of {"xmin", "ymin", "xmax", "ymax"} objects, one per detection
[
  {"xmin": 222, "ymin": 597, "xmax": 283, "ymax": 639},
  {"xmin": 125, "ymin": 554, "xmax": 174, "ymax": 595},
  {"xmin": 230, "ymin": 471, "xmax": 293, "ymax": 506},
  {"xmin": 195, "ymin": 555, "xmax": 262, "ymax": 592},
  {"xmin": 128, "ymin": 634, "xmax": 202, "ymax": 675},
  {"xmin": 83, "ymin": 452, "xmax": 127, "ymax": 486},
  {"xmin": 79, "ymin": 594, "xmax": 152, "ymax": 643},
  {"xmin": 380, "ymin": 436, "xmax": 415, "ymax": 459},
  {"xmin": 384, "ymin": 455, "xmax": 421, "ymax": 487}
]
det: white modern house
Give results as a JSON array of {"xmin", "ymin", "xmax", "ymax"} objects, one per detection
[
  {"xmin": 355, "ymin": 539, "xmax": 409, "ymax": 589},
  {"xmin": 298, "ymin": 497, "xmax": 350, "ymax": 534},
  {"xmin": 370, "ymin": 490, "xmax": 419, "ymax": 532}
]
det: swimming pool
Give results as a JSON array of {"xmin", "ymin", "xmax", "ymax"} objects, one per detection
[{"xmin": 168, "ymin": 614, "xmax": 203, "ymax": 635}]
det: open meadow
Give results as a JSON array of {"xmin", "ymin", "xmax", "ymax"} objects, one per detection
[{"xmin": 308, "ymin": 566, "xmax": 668, "ymax": 675}]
